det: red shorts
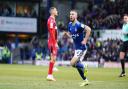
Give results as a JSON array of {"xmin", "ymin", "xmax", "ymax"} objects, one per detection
[{"xmin": 48, "ymin": 40, "xmax": 58, "ymax": 56}]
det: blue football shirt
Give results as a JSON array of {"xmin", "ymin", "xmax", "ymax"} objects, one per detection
[{"xmin": 68, "ymin": 21, "xmax": 87, "ymax": 50}]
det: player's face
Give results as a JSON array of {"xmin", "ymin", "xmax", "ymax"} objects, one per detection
[
  {"xmin": 123, "ymin": 16, "xmax": 128, "ymax": 23},
  {"xmin": 53, "ymin": 8, "xmax": 58, "ymax": 16},
  {"xmin": 70, "ymin": 11, "xmax": 77, "ymax": 22}
]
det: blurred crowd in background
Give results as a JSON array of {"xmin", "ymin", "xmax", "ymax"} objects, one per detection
[
  {"xmin": 56, "ymin": 0, "xmax": 128, "ymax": 30},
  {"xmin": 80, "ymin": 0, "xmax": 128, "ymax": 29},
  {"xmin": 0, "ymin": 2, "xmax": 38, "ymax": 17},
  {"xmin": 79, "ymin": 0, "xmax": 128, "ymax": 29}
]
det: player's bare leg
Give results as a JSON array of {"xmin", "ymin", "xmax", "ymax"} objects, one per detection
[
  {"xmin": 119, "ymin": 52, "xmax": 126, "ymax": 77},
  {"xmin": 70, "ymin": 57, "xmax": 78, "ymax": 67}
]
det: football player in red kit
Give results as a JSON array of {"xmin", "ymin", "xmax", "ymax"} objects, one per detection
[{"xmin": 46, "ymin": 7, "xmax": 58, "ymax": 81}]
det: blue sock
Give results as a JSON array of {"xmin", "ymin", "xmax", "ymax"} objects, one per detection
[{"xmin": 75, "ymin": 61, "xmax": 86, "ymax": 80}]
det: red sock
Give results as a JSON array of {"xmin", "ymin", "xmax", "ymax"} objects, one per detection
[{"xmin": 48, "ymin": 61, "xmax": 54, "ymax": 75}]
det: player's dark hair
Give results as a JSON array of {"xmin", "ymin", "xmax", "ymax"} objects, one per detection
[
  {"xmin": 124, "ymin": 14, "xmax": 128, "ymax": 17},
  {"xmin": 70, "ymin": 9, "xmax": 78, "ymax": 13}
]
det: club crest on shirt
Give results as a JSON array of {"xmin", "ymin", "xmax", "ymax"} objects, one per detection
[
  {"xmin": 81, "ymin": 24, "xmax": 85, "ymax": 28},
  {"xmin": 75, "ymin": 28, "xmax": 77, "ymax": 32}
]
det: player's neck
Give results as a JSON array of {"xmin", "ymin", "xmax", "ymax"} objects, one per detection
[
  {"xmin": 72, "ymin": 19, "xmax": 77, "ymax": 24},
  {"xmin": 50, "ymin": 15, "xmax": 55, "ymax": 19}
]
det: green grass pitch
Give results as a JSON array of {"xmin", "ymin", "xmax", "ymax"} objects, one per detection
[{"xmin": 0, "ymin": 64, "xmax": 128, "ymax": 89}]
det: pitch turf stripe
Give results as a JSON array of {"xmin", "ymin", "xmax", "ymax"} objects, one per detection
[
  {"xmin": 0, "ymin": 83, "xmax": 19, "ymax": 86},
  {"xmin": 91, "ymin": 80, "xmax": 128, "ymax": 83},
  {"xmin": 91, "ymin": 81, "xmax": 105, "ymax": 83}
]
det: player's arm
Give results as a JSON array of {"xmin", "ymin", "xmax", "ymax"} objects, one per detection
[
  {"xmin": 122, "ymin": 24, "xmax": 128, "ymax": 35},
  {"xmin": 49, "ymin": 29, "xmax": 56, "ymax": 41},
  {"xmin": 63, "ymin": 23, "xmax": 72, "ymax": 38},
  {"xmin": 81, "ymin": 25, "xmax": 91, "ymax": 45},
  {"xmin": 122, "ymin": 29, "xmax": 128, "ymax": 35},
  {"xmin": 48, "ymin": 20, "xmax": 57, "ymax": 42}
]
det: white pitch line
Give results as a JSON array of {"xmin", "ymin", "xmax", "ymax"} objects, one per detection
[
  {"xmin": 0, "ymin": 83, "xmax": 18, "ymax": 86},
  {"xmin": 90, "ymin": 81, "xmax": 105, "ymax": 83},
  {"xmin": 90, "ymin": 80, "xmax": 127, "ymax": 84}
]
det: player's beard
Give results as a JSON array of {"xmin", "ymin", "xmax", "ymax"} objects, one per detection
[{"xmin": 70, "ymin": 18, "xmax": 75, "ymax": 22}]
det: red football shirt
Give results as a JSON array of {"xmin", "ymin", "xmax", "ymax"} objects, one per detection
[{"xmin": 47, "ymin": 16, "xmax": 57, "ymax": 46}]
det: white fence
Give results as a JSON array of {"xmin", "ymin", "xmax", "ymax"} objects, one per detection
[{"xmin": 93, "ymin": 30, "xmax": 123, "ymax": 40}]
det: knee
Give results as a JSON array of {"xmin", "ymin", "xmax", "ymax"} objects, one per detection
[
  {"xmin": 70, "ymin": 61, "xmax": 76, "ymax": 67},
  {"xmin": 120, "ymin": 52, "xmax": 125, "ymax": 59},
  {"xmin": 51, "ymin": 59, "xmax": 56, "ymax": 63},
  {"xmin": 50, "ymin": 56, "xmax": 56, "ymax": 62}
]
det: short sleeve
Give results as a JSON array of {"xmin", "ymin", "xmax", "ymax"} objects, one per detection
[
  {"xmin": 49, "ymin": 19, "xmax": 54, "ymax": 29},
  {"xmin": 126, "ymin": 24, "xmax": 128, "ymax": 31},
  {"xmin": 50, "ymin": 22, "xmax": 54, "ymax": 29},
  {"xmin": 78, "ymin": 23, "xmax": 86, "ymax": 31},
  {"xmin": 80, "ymin": 23, "xmax": 85, "ymax": 29}
]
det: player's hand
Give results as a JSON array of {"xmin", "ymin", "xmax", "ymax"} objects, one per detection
[
  {"xmin": 81, "ymin": 38, "xmax": 87, "ymax": 45},
  {"xmin": 55, "ymin": 43, "xmax": 59, "ymax": 48}
]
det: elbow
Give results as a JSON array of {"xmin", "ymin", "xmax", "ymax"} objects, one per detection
[{"xmin": 87, "ymin": 27, "xmax": 91, "ymax": 35}]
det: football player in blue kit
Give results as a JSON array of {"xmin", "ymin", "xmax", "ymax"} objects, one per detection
[{"xmin": 65, "ymin": 10, "xmax": 91, "ymax": 86}]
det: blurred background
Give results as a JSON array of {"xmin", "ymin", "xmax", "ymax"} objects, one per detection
[{"xmin": 0, "ymin": 0, "xmax": 128, "ymax": 67}]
